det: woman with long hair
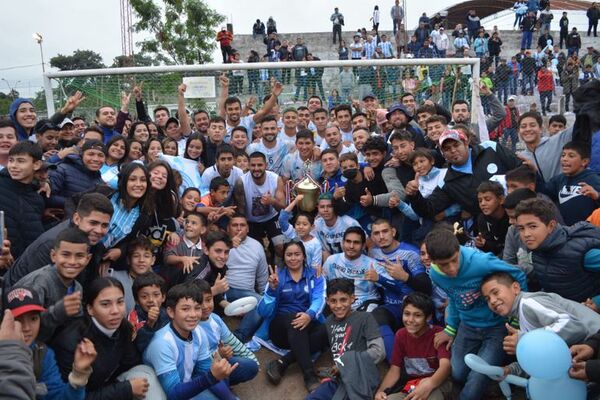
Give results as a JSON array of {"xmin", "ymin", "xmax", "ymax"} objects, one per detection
[
  {"xmin": 100, "ymin": 136, "xmax": 129, "ymax": 189},
  {"xmin": 257, "ymin": 241, "xmax": 327, "ymax": 393},
  {"xmin": 144, "ymin": 160, "xmax": 180, "ymax": 265},
  {"xmin": 101, "ymin": 163, "xmax": 154, "ymax": 268},
  {"xmin": 128, "ymin": 121, "xmax": 150, "ymax": 144},
  {"xmin": 144, "ymin": 137, "xmax": 163, "ymax": 164},
  {"xmin": 50, "ymin": 277, "xmax": 165, "ymax": 399}
]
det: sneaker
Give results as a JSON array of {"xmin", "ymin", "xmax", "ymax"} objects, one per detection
[
  {"xmin": 266, "ymin": 359, "xmax": 285, "ymax": 385},
  {"xmin": 304, "ymin": 372, "xmax": 321, "ymax": 393},
  {"xmin": 245, "ymin": 338, "xmax": 261, "ymax": 352}
]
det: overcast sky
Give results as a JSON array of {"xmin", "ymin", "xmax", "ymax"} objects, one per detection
[{"xmin": 0, "ymin": 0, "xmax": 592, "ymax": 98}]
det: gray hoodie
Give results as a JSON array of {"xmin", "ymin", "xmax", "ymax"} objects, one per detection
[
  {"xmin": 506, "ymin": 291, "xmax": 600, "ymax": 375},
  {"xmin": 517, "ymin": 128, "xmax": 574, "ymax": 182}
]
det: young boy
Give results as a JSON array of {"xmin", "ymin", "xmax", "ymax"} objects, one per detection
[
  {"xmin": 334, "ymin": 152, "xmax": 377, "ymax": 232},
  {"xmin": 505, "ymin": 165, "xmax": 564, "ymax": 223},
  {"xmin": 482, "ymin": 271, "xmax": 600, "ymax": 351},
  {"xmin": 143, "ymin": 282, "xmax": 238, "ymax": 400},
  {"xmin": 502, "ymin": 188, "xmax": 538, "ymax": 278},
  {"xmin": 548, "ymin": 114, "xmax": 567, "ymax": 136},
  {"xmin": 278, "ymin": 194, "xmax": 322, "ymax": 268},
  {"xmin": 375, "ymin": 292, "xmax": 452, "ymax": 400},
  {"xmin": 514, "ymin": 198, "xmax": 600, "ymax": 305},
  {"xmin": 111, "ymin": 236, "xmax": 156, "ymax": 314},
  {"xmin": 539, "ymin": 141, "xmax": 600, "ymax": 225},
  {"xmin": 235, "ymin": 151, "xmax": 249, "ymax": 173},
  {"xmin": 6, "ymin": 285, "xmax": 96, "ymax": 399},
  {"xmin": 13, "ymin": 227, "xmax": 91, "ymax": 342},
  {"xmin": 424, "ymin": 228, "xmax": 526, "ymax": 400},
  {"xmin": 196, "ymin": 279, "xmax": 259, "ymax": 386},
  {"xmin": 128, "ymin": 271, "xmax": 170, "ymax": 353},
  {"xmin": 0, "ymin": 140, "xmax": 45, "ymax": 258},
  {"xmin": 164, "ymin": 212, "xmax": 207, "ymax": 286},
  {"xmin": 307, "ymin": 278, "xmax": 385, "ymax": 400},
  {"xmin": 475, "ymin": 181, "xmax": 510, "ymax": 256},
  {"xmin": 197, "ymin": 177, "xmax": 236, "ymax": 227},
  {"xmin": 314, "ymin": 193, "xmax": 361, "ymax": 260}
]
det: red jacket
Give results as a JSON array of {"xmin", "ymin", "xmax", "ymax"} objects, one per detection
[
  {"xmin": 490, "ymin": 106, "xmax": 520, "ymax": 140},
  {"xmin": 217, "ymin": 30, "xmax": 233, "ymax": 47},
  {"xmin": 537, "ymin": 69, "xmax": 554, "ymax": 92}
]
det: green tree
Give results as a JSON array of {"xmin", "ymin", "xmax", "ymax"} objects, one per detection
[
  {"xmin": 111, "ymin": 54, "xmax": 162, "ymax": 68},
  {"xmin": 130, "ymin": 0, "xmax": 225, "ymax": 65},
  {"xmin": 49, "ymin": 49, "xmax": 106, "ymax": 71}
]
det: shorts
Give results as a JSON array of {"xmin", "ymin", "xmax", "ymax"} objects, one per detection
[{"xmin": 248, "ymin": 215, "xmax": 285, "ymax": 246}]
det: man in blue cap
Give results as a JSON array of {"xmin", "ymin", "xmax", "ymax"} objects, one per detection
[{"xmin": 386, "ymin": 103, "xmax": 426, "ymax": 148}]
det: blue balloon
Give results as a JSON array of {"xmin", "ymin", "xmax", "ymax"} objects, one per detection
[
  {"xmin": 528, "ymin": 377, "xmax": 587, "ymax": 400},
  {"xmin": 516, "ymin": 329, "xmax": 571, "ymax": 379}
]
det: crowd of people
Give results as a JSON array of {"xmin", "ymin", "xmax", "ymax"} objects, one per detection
[
  {"xmin": 214, "ymin": 3, "xmax": 600, "ymax": 116},
  {"xmin": 0, "ymin": 4, "xmax": 600, "ymax": 400}
]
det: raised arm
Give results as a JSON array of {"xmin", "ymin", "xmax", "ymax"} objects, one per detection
[
  {"xmin": 217, "ymin": 75, "xmax": 230, "ymax": 118},
  {"xmin": 252, "ymin": 79, "xmax": 283, "ymax": 122},
  {"xmin": 177, "ymin": 84, "xmax": 192, "ymax": 136}
]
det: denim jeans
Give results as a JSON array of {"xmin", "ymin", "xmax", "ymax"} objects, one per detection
[
  {"xmin": 226, "ymin": 287, "xmax": 263, "ymax": 343},
  {"xmin": 509, "ymin": 76, "xmax": 518, "ymax": 95},
  {"xmin": 295, "ymin": 75, "xmax": 308, "ymax": 100},
  {"xmin": 522, "ymin": 73, "xmax": 535, "ymax": 94},
  {"xmin": 539, "ymin": 90, "xmax": 552, "ymax": 112},
  {"xmin": 228, "ymin": 356, "xmax": 259, "ymax": 385},
  {"xmin": 521, "ymin": 31, "xmax": 533, "ymax": 50},
  {"xmin": 496, "ymin": 81, "xmax": 509, "ymax": 104},
  {"xmin": 451, "ymin": 324, "xmax": 506, "ymax": 400}
]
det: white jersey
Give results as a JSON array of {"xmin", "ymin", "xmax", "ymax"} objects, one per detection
[
  {"xmin": 247, "ymin": 139, "xmax": 294, "ymax": 175},
  {"xmin": 281, "ymin": 152, "xmax": 322, "ymax": 182},
  {"xmin": 200, "ymin": 165, "xmax": 244, "ymax": 200},
  {"xmin": 314, "ymin": 215, "xmax": 361, "ymax": 255},
  {"xmin": 242, "ymin": 170, "xmax": 279, "ymax": 223},
  {"xmin": 226, "ymin": 115, "xmax": 255, "ymax": 142},
  {"xmin": 323, "ymin": 253, "xmax": 381, "ymax": 310}
]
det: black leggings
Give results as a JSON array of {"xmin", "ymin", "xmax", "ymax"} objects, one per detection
[{"xmin": 269, "ymin": 313, "xmax": 328, "ymax": 375}]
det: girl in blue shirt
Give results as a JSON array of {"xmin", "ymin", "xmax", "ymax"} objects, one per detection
[{"xmin": 256, "ymin": 241, "xmax": 327, "ymax": 393}]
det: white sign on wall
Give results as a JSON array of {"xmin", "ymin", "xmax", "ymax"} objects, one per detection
[{"xmin": 182, "ymin": 76, "xmax": 216, "ymax": 98}]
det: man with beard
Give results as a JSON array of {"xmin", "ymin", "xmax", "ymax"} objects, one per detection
[
  {"xmin": 218, "ymin": 75, "xmax": 282, "ymax": 142},
  {"xmin": 94, "ymin": 105, "xmax": 118, "ymax": 144},
  {"xmin": 334, "ymin": 104, "xmax": 354, "ymax": 144},
  {"xmin": 247, "ymin": 115, "xmax": 295, "ymax": 175},
  {"xmin": 192, "ymin": 110, "xmax": 210, "ymax": 136},
  {"xmin": 406, "ymin": 130, "xmax": 521, "ymax": 222},
  {"xmin": 449, "ymin": 84, "xmax": 505, "ymax": 142},
  {"xmin": 320, "ymin": 125, "xmax": 355, "ymax": 155},
  {"xmin": 386, "ymin": 103, "xmax": 426, "ymax": 148},
  {"xmin": 233, "ymin": 151, "xmax": 286, "ymax": 260},
  {"xmin": 311, "ymin": 107, "xmax": 329, "ymax": 148}
]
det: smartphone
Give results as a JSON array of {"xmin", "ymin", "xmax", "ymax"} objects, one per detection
[{"xmin": 0, "ymin": 210, "xmax": 4, "ymax": 245}]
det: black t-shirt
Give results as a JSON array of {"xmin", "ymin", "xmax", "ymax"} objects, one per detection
[{"xmin": 326, "ymin": 311, "xmax": 380, "ymax": 361}]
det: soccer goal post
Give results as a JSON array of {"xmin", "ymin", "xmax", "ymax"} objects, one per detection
[{"xmin": 44, "ymin": 58, "xmax": 481, "ymax": 125}]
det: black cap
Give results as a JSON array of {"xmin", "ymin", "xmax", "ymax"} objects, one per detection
[{"xmin": 6, "ymin": 286, "xmax": 46, "ymax": 318}]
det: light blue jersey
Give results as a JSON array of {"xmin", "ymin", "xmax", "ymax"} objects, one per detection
[
  {"xmin": 247, "ymin": 139, "xmax": 294, "ymax": 175},
  {"xmin": 314, "ymin": 215, "xmax": 361, "ymax": 255},
  {"xmin": 281, "ymin": 152, "xmax": 322, "ymax": 182},
  {"xmin": 144, "ymin": 323, "xmax": 211, "ymax": 382},
  {"xmin": 323, "ymin": 253, "xmax": 393, "ymax": 310}
]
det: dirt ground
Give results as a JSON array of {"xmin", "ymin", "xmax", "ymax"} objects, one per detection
[{"xmin": 225, "ymin": 317, "xmax": 526, "ymax": 400}]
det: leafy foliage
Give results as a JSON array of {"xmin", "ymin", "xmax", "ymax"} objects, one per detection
[
  {"xmin": 130, "ymin": 0, "xmax": 225, "ymax": 64},
  {"xmin": 49, "ymin": 49, "xmax": 106, "ymax": 71}
]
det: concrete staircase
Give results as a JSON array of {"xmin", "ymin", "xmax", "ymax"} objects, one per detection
[{"xmin": 229, "ymin": 30, "xmax": 593, "ymax": 125}]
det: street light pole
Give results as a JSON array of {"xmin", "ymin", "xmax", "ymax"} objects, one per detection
[{"xmin": 32, "ymin": 32, "xmax": 45, "ymax": 73}]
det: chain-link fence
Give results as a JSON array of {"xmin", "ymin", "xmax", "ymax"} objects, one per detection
[{"xmin": 45, "ymin": 59, "xmax": 480, "ymax": 121}]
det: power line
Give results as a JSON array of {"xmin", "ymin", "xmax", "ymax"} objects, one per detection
[{"xmin": 0, "ymin": 63, "xmax": 42, "ymax": 72}]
